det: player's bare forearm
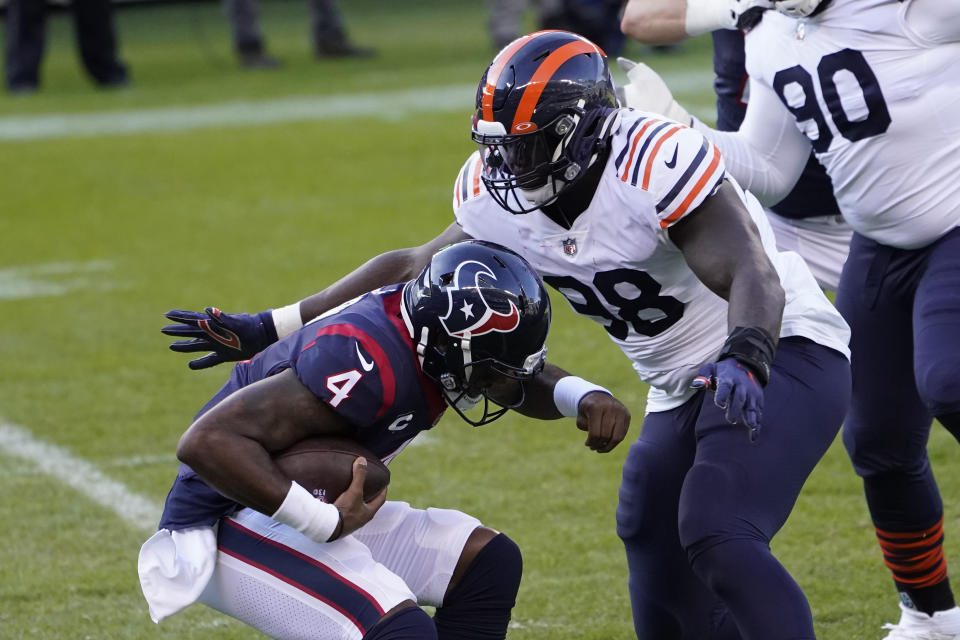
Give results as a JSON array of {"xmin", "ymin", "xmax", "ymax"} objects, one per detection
[
  {"xmin": 506, "ymin": 363, "xmax": 571, "ymax": 419},
  {"xmin": 297, "ymin": 223, "xmax": 472, "ymax": 324},
  {"xmin": 621, "ymin": 0, "xmax": 689, "ymax": 44},
  {"xmin": 505, "ymin": 363, "xmax": 632, "ymax": 453},
  {"xmin": 297, "ymin": 249, "xmax": 422, "ymax": 323},
  {"xmin": 670, "ymin": 181, "xmax": 784, "ymax": 341},
  {"xmin": 176, "ymin": 369, "xmax": 351, "ymax": 515}
]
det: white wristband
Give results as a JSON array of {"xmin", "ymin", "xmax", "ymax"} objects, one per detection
[
  {"xmin": 271, "ymin": 482, "xmax": 341, "ymax": 542},
  {"xmin": 685, "ymin": 0, "xmax": 737, "ymax": 36},
  {"xmin": 272, "ymin": 302, "xmax": 304, "ymax": 339},
  {"xmin": 553, "ymin": 376, "xmax": 611, "ymax": 418}
]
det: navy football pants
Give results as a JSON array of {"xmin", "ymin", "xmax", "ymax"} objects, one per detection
[
  {"xmin": 617, "ymin": 338, "xmax": 850, "ymax": 640},
  {"xmin": 836, "ymin": 229, "xmax": 960, "ymax": 589}
]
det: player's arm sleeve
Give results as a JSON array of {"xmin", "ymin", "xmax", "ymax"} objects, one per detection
[
  {"xmin": 899, "ymin": 0, "xmax": 960, "ymax": 45},
  {"xmin": 294, "ymin": 332, "xmax": 384, "ymax": 427},
  {"xmin": 453, "ymin": 151, "xmax": 500, "ymax": 240},
  {"xmin": 691, "ymin": 76, "xmax": 811, "ymax": 207},
  {"xmin": 453, "ymin": 151, "xmax": 486, "ymax": 211},
  {"xmin": 629, "ymin": 124, "xmax": 727, "ymax": 229}
]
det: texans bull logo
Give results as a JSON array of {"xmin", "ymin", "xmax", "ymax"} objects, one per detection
[{"xmin": 440, "ymin": 260, "xmax": 520, "ymax": 338}]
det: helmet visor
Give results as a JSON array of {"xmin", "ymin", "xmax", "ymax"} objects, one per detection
[{"xmin": 472, "ymin": 114, "xmax": 574, "ymax": 189}]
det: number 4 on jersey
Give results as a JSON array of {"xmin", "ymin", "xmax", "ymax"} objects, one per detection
[{"xmin": 326, "ymin": 370, "xmax": 362, "ymax": 407}]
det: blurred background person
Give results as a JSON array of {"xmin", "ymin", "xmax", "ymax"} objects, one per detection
[
  {"xmin": 487, "ymin": 0, "xmax": 563, "ymax": 50},
  {"xmin": 489, "ymin": 0, "xmax": 626, "ymax": 55},
  {"xmin": 4, "ymin": 0, "xmax": 130, "ymax": 93},
  {"xmin": 223, "ymin": 0, "xmax": 375, "ymax": 69}
]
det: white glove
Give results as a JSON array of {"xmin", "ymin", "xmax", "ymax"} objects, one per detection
[
  {"xmin": 617, "ymin": 57, "xmax": 691, "ymax": 125},
  {"xmin": 772, "ymin": 0, "xmax": 824, "ymax": 18},
  {"xmin": 684, "ymin": 0, "xmax": 775, "ymax": 35}
]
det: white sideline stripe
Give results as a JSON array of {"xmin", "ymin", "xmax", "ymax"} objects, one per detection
[
  {"xmin": 0, "ymin": 84, "xmax": 476, "ymax": 141},
  {"xmin": 0, "ymin": 421, "xmax": 160, "ymax": 533},
  {"xmin": 0, "ymin": 419, "xmax": 434, "ymax": 532},
  {"xmin": 0, "ymin": 260, "xmax": 117, "ymax": 300},
  {"xmin": 107, "ymin": 453, "xmax": 177, "ymax": 468},
  {"xmin": 0, "ymin": 70, "xmax": 716, "ymax": 141}
]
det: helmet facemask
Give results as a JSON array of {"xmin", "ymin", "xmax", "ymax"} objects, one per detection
[
  {"xmin": 411, "ymin": 320, "xmax": 547, "ymax": 427},
  {"xmin": 473, "ymin": 110, "xmax": 584, "ymax": 214},
  {"xmin": 433, "ymin": 335, "xmax": 547, "ymax": 427}
]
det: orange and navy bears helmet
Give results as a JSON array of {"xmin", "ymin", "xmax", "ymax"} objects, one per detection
[
  {"xmin": 471, "ymin": 30, "xmax": 620, "ymax": 214},
  {"xmin": 403, "ymin": 240, "xmax": 550, "ymax": 425}
]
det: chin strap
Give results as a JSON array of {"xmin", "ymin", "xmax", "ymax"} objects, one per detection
[{"xmin": 563, "ymin": 106, "xmax": 621, "ymax": 179}]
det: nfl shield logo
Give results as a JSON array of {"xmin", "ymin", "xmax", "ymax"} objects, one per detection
[{"xmin": 561, "ymin": 237, "xmax": 578, "ymax": 256}]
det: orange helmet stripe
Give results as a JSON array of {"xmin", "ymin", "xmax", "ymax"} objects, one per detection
[
  {"xmin": 511, "ymin": 38, "xmax": 603, "ymax": 133},
  {"xmin": 481, "ymin": 34, "xmax": 540, "ymax": 122}
]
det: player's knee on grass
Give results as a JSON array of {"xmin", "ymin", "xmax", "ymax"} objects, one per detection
[
  {"xmin": 433, "ymin": 530, "xmax": 521, "ymax": 640},
  {"xmin": 364, "ymin": 603, "xmax": 438, "ymax": 640}
]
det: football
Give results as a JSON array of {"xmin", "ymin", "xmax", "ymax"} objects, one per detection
[{"xmin": 272, "ymin": 436, "xmax": 390, "ymax": 503}]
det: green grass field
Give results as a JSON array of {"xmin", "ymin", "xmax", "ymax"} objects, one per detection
[{"xmin": 1, "ymin": 1, "xmax": 957, "ymax": 638}]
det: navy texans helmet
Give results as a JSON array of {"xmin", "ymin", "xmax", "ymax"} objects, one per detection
[
  {"xmin": 472, "ymin": 30, "xmax": 620, "ymax": 214},
  {"xmin": 403, "ymin": 240, "xmax": 550, "ymax": 425}
]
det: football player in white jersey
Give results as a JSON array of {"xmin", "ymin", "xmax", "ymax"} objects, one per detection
[
  {"xmin": 621, "ymin": 1, "xmax": 960, "ymax": 637},
  {"xmin": 618, "ymin": 0, "xmax": 852, "ymax": 292},
  {"xmin": 163, "ymin": 31, "xmax": 851, "ymax": 639}
]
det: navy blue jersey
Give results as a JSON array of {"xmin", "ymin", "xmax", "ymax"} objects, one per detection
[
  {"xmin": 712, "ymin": 29, "xmax": 748, "ymax": 132},
  {"xmin": 711, "ymin": 29, "xmax": 841, "ymax": 220},
  {"xmin": 158, "ymin": 284, "xmax": 447, "ymax": 530}
]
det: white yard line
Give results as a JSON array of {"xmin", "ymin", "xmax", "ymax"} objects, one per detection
[
  {"xmin": 0, "ymin": 421, "xmax": 161, "ymax": 533},
  {"xmin": 0, "ymin": 85, "xmax": 476, "ymax": 141},
  {"xmin": 0, "ymin": 260, "xmax": 118, "ymax": 300},
  {"xmin": 0, "ymin": 418, "xmax": 437, "ymax": 534},
  {"xmin": 0, "ymin": 71, "xmax": 716, "ymax": 141}
]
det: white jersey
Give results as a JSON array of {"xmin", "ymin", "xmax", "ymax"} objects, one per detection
[
  {"xmin": 743, "ymin": 0, "xmax": 960, "ymax": 249},
  {"xmin": 454, "ymin": 109, "xmax": 850, "ymax": 412}
]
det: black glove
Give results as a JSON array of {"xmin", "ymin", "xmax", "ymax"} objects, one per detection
[{"xmin": 162, "ymin": 307, "xmax": 278, "ymax": 370}]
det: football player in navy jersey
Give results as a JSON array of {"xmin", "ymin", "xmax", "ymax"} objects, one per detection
[
  {"xmin": 619, "ymin": 0, "xmax": 851, "ymax": 291},
  {"xmin": 162, "ymin": 31, "xmax": 854, "ymax": 640},
  {"xmin": 620, "ymin": 1, "xmax": 960, "ymax": 637},
  {"xmin": 139, "ymin": 240, "xmax": 631, "ymax": 640}
]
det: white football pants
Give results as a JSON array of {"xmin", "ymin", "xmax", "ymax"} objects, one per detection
[{"xmin": 199, "ymin": 501, "xmax": 481, "ymax": 639}]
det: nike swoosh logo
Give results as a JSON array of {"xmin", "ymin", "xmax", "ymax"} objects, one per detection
[
  {"xmin": 664, "ymin": 145, "xmax": 678, "ymax": 169},
  {"xmin": 355, "ymin": 343, "xmax": 374, "ymax": 372}
]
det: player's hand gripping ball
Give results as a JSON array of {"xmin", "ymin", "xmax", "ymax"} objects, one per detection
[{"xmin": 273, "ymin": 436, "xmax": 390, "ymax": 503}]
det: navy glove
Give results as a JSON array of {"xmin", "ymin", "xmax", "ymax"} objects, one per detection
[
  {"xmin": 162, "ymin": 307, "xmax": 278, "ymax": 370},
  {"xmin": 692, "ymin": 358, "xmax": 763, "ymax": 441}
]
